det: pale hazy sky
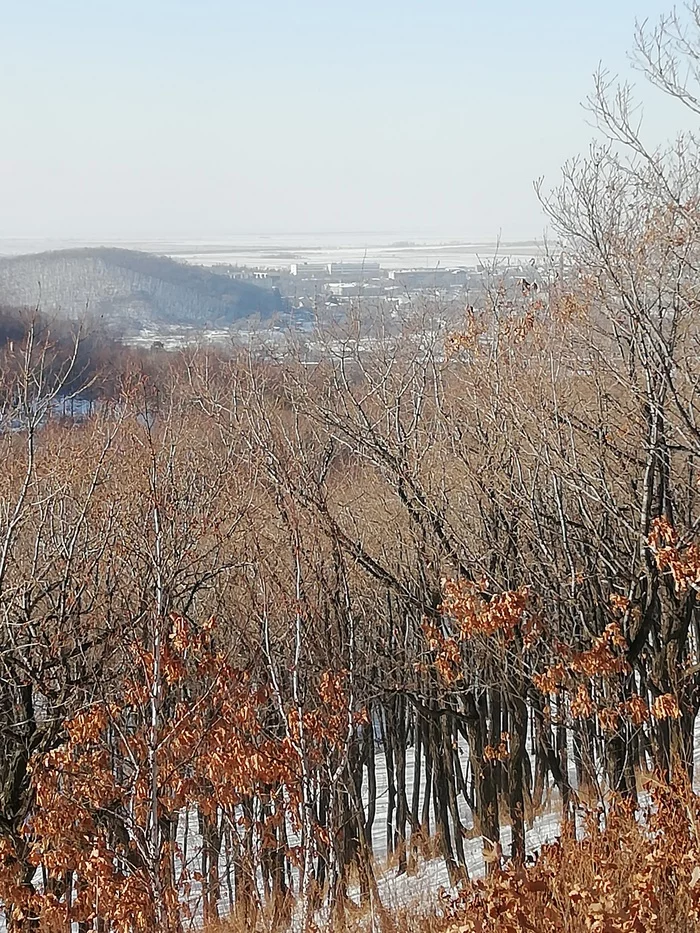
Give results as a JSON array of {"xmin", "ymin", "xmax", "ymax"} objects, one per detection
[{"xmin": 0, "ymin": 0, "xmax": 686, "ymax": 240}]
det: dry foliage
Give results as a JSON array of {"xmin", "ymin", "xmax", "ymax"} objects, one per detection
[{"xmin": 437, "ymin": 780, "xmax": 700, "ymax": 933}]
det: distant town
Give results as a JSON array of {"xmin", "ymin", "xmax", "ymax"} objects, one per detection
[{"xmin": 202, "ymin": 253, "xmax": 546, "ymax": 336}]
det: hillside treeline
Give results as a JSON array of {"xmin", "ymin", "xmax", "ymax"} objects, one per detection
[
  {"xmin": 0, "ymin": 248, "xmax": 285, "ymax": 336},
  {"xmin": 0, "ymin": 305, "xmax": 175, "ymax": 404}
]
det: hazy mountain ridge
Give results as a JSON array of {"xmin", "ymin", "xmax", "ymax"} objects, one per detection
[{"xmin": 0, "ymin": 247, "xmax": 285, "ymax": 334}]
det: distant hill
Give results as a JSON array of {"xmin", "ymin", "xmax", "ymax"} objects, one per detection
[{"xmin": 0, "ymin": 248, "xmax": 285, "ymax": 335}]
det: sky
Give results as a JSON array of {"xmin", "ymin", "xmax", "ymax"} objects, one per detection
[{"xmin": 0, "ymin": 0, "xmax": 688, "ymax": 241}]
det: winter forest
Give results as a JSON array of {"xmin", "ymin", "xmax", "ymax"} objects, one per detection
[{"xmin": 5, "ymin": 7, "xmax": 700, "ymax": 933}]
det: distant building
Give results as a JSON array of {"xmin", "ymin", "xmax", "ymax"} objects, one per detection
[
  {"xmin": 327, "ymin": 282, "xmax": 385, "ymax": 298},
  {"xmin": 326, "ymin": 261, "xmax": 381, "ymax": 278},
  {"xmin": 388, "ymin": 268, "xmax": 469, "ymax": 288},
  {"xmin": 252, "ymin": 270, "xmax": 282, "ymax": 287},
  {"xmin": 290, "ymin": 261, "xmax": 382, "ymax": 279},
  {"xmin": 290, "ymin": 262, "xmax": 329, "ymax": 277}
]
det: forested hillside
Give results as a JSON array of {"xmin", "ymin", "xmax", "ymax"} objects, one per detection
[{"xmin": 0, "ymin": 248, "xmax": 285, "ymax": 334}]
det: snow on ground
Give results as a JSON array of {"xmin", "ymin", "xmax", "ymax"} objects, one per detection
[
  {"xmin": 4, "ymin": 717, "xmax": 698, "ymax": 930},
  {"xmin": 176, "ymin": 741, "xmax": 571, "ymax": 927}
]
